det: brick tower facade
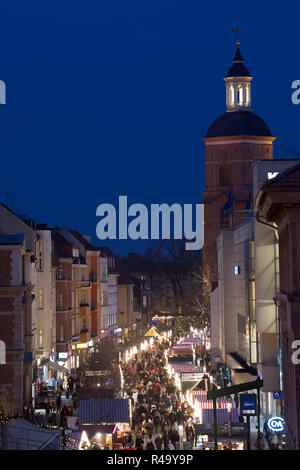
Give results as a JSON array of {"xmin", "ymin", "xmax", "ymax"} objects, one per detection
[{"xmin": 202, "ymin": 41, "xmax": 276, "ymax": 286}]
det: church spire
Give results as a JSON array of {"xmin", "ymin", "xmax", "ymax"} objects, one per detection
[{"xmin": 224, "ymin": 26, "xmax": 253, "ymax": 112}]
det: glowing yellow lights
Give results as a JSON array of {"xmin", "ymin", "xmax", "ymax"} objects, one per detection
[{"xmin": 79, "ymin": 431, "xmax": 90, "ymax": 450}]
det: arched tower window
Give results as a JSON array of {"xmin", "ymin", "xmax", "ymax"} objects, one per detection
[
  {"xmin": 237, "ymin": 86, "xmax": 243, "ymax": 106},
  {"xmin": 229, "ymin": 85, "xmax": 234, "ymax": 106},
  {"xmin": 245, "ymin": 85, "xmax": 250, "ymax": 105}
]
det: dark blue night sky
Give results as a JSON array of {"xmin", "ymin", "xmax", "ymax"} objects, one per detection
[{"xmin": 1, "ymin": 1, "xmax": 300, "ymax": 255}]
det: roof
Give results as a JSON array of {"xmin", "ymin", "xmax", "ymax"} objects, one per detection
[
  {"xmin": 145, "ymin": 327, "xmax": 162, "ymax": 337},
  {"xmin": 93, "ymin": 246, "xmax": 115, "ymax": 256},
  {"xmin": 261, "ymin": 162, "xmax": 300, "ymax": 191},
  {"xmin": 0, "ymin": 234, "xmax": 24, "ymax": 245},
  {"xmin": 205, "ymin": 110, "xmax": 272, "ymax": 138},
  {"xmin": 68, "ymin": 230, "xmax": 92, "ymax": 249},
  {"xmin": 226, "ymin": 45, "xmax": 250, "ymax": 78},
  {"xmin": 2, "ymin": 418, "xmax": 61, "ymax": 450},
  {"xmin": 79, "ymin": 399, "xmax": 130, "ymax": 424},
  {"xmin": 79, "ymin": 424, "xmax": 118, "ymax": 436},
  {"xmin": 51, "ymin": 232, "xmax": 73, "ymax": 260}
]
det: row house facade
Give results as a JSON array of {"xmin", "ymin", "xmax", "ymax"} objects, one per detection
[{"xmin": 0, "ymin": 204, "xmax": 56, "ymax": 416}]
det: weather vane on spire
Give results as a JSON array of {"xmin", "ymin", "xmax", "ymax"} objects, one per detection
[{"xmin": 232, "ymin": 16, "xmax": 242, "ymax": 45}]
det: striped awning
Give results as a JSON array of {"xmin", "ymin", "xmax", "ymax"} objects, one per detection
[
  {"xmin": 79, "ymin": 399, "xmax": 130, "ymax": 425},
  {"xmin": 170, "ymin": 364, "xmax": 199, "ymax": 373},
  {"xmin": 66, "ymin": 432, "xmax": 81, "ymax": 449},
  {"xmin": 202, "ymin": 408, "xmax": 239, "ymax": 424},
  {"xmin": 191, "ymin": 391, "xmax": 237, "ymax": 409}
]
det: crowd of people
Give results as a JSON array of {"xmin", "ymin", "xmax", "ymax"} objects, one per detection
[{"xmin": 122, "ymin": 339, "xmax": 197, "ymax": 450}]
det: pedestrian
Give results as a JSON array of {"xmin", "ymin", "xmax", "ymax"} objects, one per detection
[
  {"xmin": 167, "ymin": 440, "xmax": 175, "ymax": 450},
  {"xmin": 155, "ymin": 434, "xmax": 163, "ymax": 450},
  {"xmin": 146, "ymin": 439, "xmax": 155, "ymax": 450},
  {"xmin": 269, "ymin": 433, "xmax": 279, "ymax": 450},
  {"xmin": 135, "ymin": 434, "xmax": 144, "ymax": 450},
  {"xmin": 56, "ymin": 393, "xmax": 62, "ymax": 412},
  {"xmin": 255, "ymin": 432, "xmax": 265, "ymax": 450}
]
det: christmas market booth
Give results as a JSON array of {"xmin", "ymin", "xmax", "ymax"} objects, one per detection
[
  {"xmin": 144, "ymin": 326, "xmax": 162, "ymax": 338},
  {"xmin": 78, "ymin": 398, "xmax": 131, "ymax": 450}
]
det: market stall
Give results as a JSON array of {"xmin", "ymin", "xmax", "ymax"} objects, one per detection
[{"xmin": 78, "ymin": 398, "xmax": 131, "ymax": 450}]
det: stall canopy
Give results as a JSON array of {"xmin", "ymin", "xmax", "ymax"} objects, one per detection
[
  {"xmin": 79, "ymin": 399, "xmax": 130, "ymax": 425},
  {"xmin": 202, "ymin": 408, "xmax": 240, "ymax": 424},
  {"xmin": 66, "ymin": 431, "xmax": 90, "ymax": 450},
  {"xmin": 145, "ymin": 327, "xmax": 161, "ymax": 337},
  {"xmin": 0, "ymin": 418, "xmax": 61, "ymax": 450}
]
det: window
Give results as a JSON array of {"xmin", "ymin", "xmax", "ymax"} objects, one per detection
[
  {"xmin": 39, "ymin": 329, "xmax": 44, "ymax": 349},
  {"xmin": 143, "ymin": 295, "xmax": 147, "ymax": 307},
  {"xmin": 100, "ymin": 262, "xmax": 108, "ymax": 282},
  {"xmin": 100, "ymin": 291, "xmax": 108, "ymax": 306},
  {"xmin": 60, "ymin": 325, "xmax": 64, "ymax": 342},
  {"xmin": 245, "ymin": 85, "xmax": 250, "ymax": 104},
  {"xmin": 59, "ymin": 294, "xmax": 64, "ymax": 310},
  {"xmin": 237, "ymin": 85, "xmax": 243, "ymax": 105},
  {"xmin": 82, "ymin": 293, "xmax": 87, "ymax": 305},
  {"xmin": 229, "ymin": 85, "xmax": 234, "ymax": 105},
  {"xmin": 39, "ymin": 288, "xmax": 44, "ymax": 309},
  {"xmin": 38, "ymin": 251, "xmax": 43, "ymax": 271}
]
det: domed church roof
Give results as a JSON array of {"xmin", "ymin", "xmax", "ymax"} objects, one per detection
[{"xmin": 205, "ymin": 110, "xmax": 272, "ymax": 138}]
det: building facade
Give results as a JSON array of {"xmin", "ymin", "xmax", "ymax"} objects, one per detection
[{"xmin": 202, "ymin": 41, "xmax": 275, "ymax": 288}]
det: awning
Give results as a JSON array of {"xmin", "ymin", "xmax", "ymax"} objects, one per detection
[
  {"xmin": 202, "ymin": 408, "xmax": 240, "ymax": 424},
  {"xmin": 145, "ymin": 327, "xmax": 161, "ymax": 337},
  {"xmin": 66, "ymin": 431, "xmax": 90, "ymax": 450},
  {"xmin": 45, "ymin": 360, "xmax": 68, "ymax": 373},
  {"xmin": 79, "ymin": 399, "xmax": 130, "ymax": 425}
]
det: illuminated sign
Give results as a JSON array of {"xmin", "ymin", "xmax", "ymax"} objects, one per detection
[
  {"xmin": 181, "ymin": 372, "xmax": 204, "ymax": 382},
  {"xmin": 267, "ymin": 416, "xmax": 284, "ymax": 433},
  {"xmin": 58, "ymin": 352, "xmax": 68, "ymax": 359},
  {"xmin": 240, "ymin": 393, "xmax": 257, "ymax": 416}
]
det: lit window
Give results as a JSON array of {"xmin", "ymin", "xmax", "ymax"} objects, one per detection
[
  {"xmin": 39, "ymin": 330, "xmax": 44, "ymax": 349},
  {"xmin": 237, "ymin": 86, "xmax": 243, "ymax": 105},
  {"xmin": 229, "ymin": 85, "xmax": 234, "ymax": 105},
  {"xmin": 245, "ymin": 85, "xmax": 250, "ymax": 104},
  {"xmin": 39, "ymin": 288, "xmax": 44, "ymax": 309}
]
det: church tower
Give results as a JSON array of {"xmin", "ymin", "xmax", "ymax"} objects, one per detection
[{"xmin": 202, "ymin": 41, "xmax": 276, "ymax": 286}]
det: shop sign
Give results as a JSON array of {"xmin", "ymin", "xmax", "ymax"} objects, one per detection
[
  {"xmin": 267, "ymin": 417, "xmax": 284, "ymax": 433},
  {"xmin": 58, "ymin": 352, "xmax": 68, "ymax": 360},
  {"xmin": 181, "ymin": 372, "xmax": 204, "ymax": 382},
  {"xmin": 240, "ymin": 393, "xmax": 257, "ymax": 416},
  {"xmin": 85, "ymin": 370, "xmax": 111, "ymax": 376}
]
